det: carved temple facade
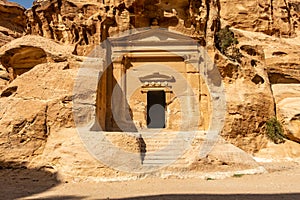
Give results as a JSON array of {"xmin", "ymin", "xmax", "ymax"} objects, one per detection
[{"xmin": 94, "ymin": 28, "xmax": 212, "ymax": 132}]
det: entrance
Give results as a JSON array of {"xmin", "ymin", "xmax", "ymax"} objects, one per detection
[{"xmin": 147, "ymin": 91, "xmax": 166, "ymax": 128}]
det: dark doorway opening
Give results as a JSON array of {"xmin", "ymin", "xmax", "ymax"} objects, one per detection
[{"xmin": 147, "ymin": 91, "xmax": 166, "ymax": 128}]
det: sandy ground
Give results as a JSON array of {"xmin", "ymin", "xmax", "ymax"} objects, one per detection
[{"xmin": 0, "ymin": 162, "xmax": 300, "ymax": 200}]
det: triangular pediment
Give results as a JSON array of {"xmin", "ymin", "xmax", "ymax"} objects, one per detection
[
  {"xmin": 109, "ymin": 28, "xmax": 196, "ymax": 44},
  {"xmin": 139, "ymin": 72, "xmax": 175, "ymax": 83}
]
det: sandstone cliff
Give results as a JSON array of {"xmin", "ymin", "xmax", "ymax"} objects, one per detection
[
  {"xmin": 0, "ymin": 0, "xmax": 299, "ymax": 179},
  {"xmin": 0, "ymin": 0, "xmax": 26, "ymax": 46},
  {"xmin": 220, "ymin": 0, "xmax": 300, "ymax": 37},
  {"xmin": 25, "ymin": 0, "xmax": 218, "ymax": 55}
]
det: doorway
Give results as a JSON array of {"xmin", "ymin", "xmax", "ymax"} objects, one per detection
[{"xmin": 147, "ymin": 91, "xmax": 166, "ymax": 128}]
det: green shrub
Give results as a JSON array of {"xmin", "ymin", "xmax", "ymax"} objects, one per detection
[
  {"xmin": 233, "ymin": 173, "xmax": 244, "ymax": 178},
  {"xmin": 215, "ymin": 26, "xmax": 242, "ymax": 62},
  {"xmin": 265, "ymin": 117, "xmax": 286, "ymax": 144},
  {"xmin": 215, "ymin": 26, "xmax": 238, "ymax": 53}
]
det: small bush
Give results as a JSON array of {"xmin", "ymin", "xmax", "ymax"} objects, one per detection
[
  {"xmin": 265, "ymin": 117, "xmax": 286, "ymax": 144},
  {"xmin": 233, "ymin": 173, "xmax": 244, "ymax": 178},
  {"xmin": 215, "ymin": 26, "xmax": 238, "ymax": 53},
  {"xmin": 215, "ymin": 25, "xmax": 242, "ymax": 62}
]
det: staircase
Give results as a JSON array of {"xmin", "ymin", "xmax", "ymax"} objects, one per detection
[{"xmin": 139, "ymin": 131, "xmax": 202, "ymax": 168}]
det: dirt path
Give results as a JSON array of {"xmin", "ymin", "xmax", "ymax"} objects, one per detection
[{"xmin": 0, "ymin": 162, "xmax": 298, "ymax": 200}]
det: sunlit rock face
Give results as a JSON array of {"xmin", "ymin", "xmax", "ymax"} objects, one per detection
[
  {"xmin": 0, "ymin": 0, "xmax": 27, "ymax": 47},
  {"xmin": 25, "ymin": 0, "xmax": 219, "ymax": 55},
  {"xmin": 220, "ymin": 0, "xmax": 300, "ymax": 37},
  {"xmin": 0, "ymin": 35, "xmax": 74, "ymax": 79}
]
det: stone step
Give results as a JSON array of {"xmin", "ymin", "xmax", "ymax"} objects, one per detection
[
  {"xmin": 141, "ymin": 149, "xmax": 189, "ymax": 166},
  {"xmin": 141, "ymin": 141, "xmax": 191, "ymax": 151},
  {"xmin": 143, "ymin": 153, "xmax": 186, "ymax": 158},
  {"xmin": 136, "ymin": 132, "xmax": 204, "ymax": 167},
  {"xmin": 143, "ymin": 156, "xmax": 183, "ymax": 161},
  {"xmin": 142, "ymin": 158, "xmax": 188, "ymax": 165},
  {"xmin": 142, "ymin": 142, "xmax": 187, "ymax": 148},
  {"xmin": 142, "ymin": 161, "xmax": 187, "ymax": 166}
]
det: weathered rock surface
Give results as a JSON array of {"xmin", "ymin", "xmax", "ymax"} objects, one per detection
[
  {"xmin": 255, "ymin": 140, "xmax": 300, "ymax": 160},
  {"xmin": 0, "ymin": 35, "xmax": 74, "ymax": 79},
  {"xmin": 26, "ymin": 0, "xmax": 219, "ymax": 55},
  {"xmin": 213, "ymin": 42, "xmax": 274, "ymax": 153},
  {"xmin": 234, "ymin": 29, "xmax": 300, "ymax": 84},
  {"xmin": 272, "ymin": 84, "xmax": 300, "ymax": 140},
  {"xmin": 0, "ymin": 64, "xmax": 8, "ymax": 90},
  {"xmin": 0, "ymin": 0, "xmax": 27, "ymax": 46},
  {"xmin": 232, "ymin": 28, "xmax": 300, "ymax": 145},
  {"xmin": 220, "ymin": 0, "xmax": 300, "ymax": 37},
  {"xmin": 29, "ymin": 128, "xmax": 128, "ymax": 181},
  {"xmin": 0, "ymin": 61, "xmax": 77, "ymax": 165}
]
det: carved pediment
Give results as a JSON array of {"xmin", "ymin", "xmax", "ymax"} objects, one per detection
[
  {"xmin": 139, "ymin": 72, "xmax": 175, "ymax": 83},
  {"xmin": 109, "ymin": 28, "xmax": 197, "ymax": 45}
]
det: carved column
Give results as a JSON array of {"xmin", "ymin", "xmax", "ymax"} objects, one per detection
[
  {"xmin": 110, "ymin": 56, "xmax": 133, "ymax": 131},
  {"xmin": 184, "ymin": 53, "xmax": 201, "ymax": 130}
]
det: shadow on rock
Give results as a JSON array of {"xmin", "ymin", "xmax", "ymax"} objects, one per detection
[
  {"xmin": 0, "ymin": 161, "xmax": 84, "ymax": 200},
  {"xmin": 118, "ymin": 193, "xmax": 300, "ymax": 200},
  {"xmin": 26, "ymin": 196, "xmax": 85, "ymax": 200}
]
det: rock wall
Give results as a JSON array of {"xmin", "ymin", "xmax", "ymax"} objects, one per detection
[
  {"xmin": 0, "ymin": 0, "xmax": 26, "ymax": 46},
  {"xmin": 25, "ymin": 0, "xmax": 220, "ymax": 55},
  {"xmin": 272, "ymin": 84, "xmax": 300, "ymax": 141},
  {"xmin": 214, "ymin": 47, "xmax": 274, "ymax": 153},
  {"xmin": 220, "ymin": 0, "xmax": 300, "ymax": 37},
  {"xmin": 0, "ymin": 0, "xmax": 27, "ymax": 99},
  {"xmin": 0, "ymin": 59, "xmax": 78, "ymax": 165}
]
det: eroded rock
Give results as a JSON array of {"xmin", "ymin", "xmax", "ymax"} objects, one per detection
[
  {"xmin": 220, "ymin": 0, "xmax": 300, "ymax": 37},
  {"xmin": 0, "ymin": 0, "xmax": 27, "ymax": 46},
  {"xmin": 0, "ymin": 35, "xmax": 74, "ymax": 79},
  {"xmin": 26, "ymin": 0, "xmax": 218, "ymax": 55},
  {"xmin": 0, "ymin": 60, "xmax": 78, "ymax": 165},
  {"xmin": 272, "ymin": 84, "xmax": 300, "ymax": 142}
]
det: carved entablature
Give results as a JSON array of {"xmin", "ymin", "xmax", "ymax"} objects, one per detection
[
  {"xmin": 139, "ymin": 72, "xmax": 175, "ymax": 82},
  {"xmin": 139, "ymin": 72, "xmax": 175, "ymax": 88},
  {"xmin": 142, "ymin": 81, "xmax": 169, "ymax": 88}
]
